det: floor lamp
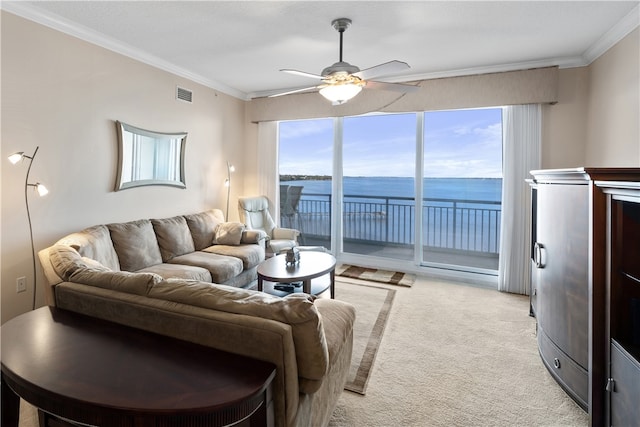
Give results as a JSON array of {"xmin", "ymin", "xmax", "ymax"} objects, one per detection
[
  {"xmin": 8, "ymin": 146, "xmax": 49, "ymax": 310},
  {"xmin": 224, "ymin": 161, "xmax": 235, "ymax": 220}
]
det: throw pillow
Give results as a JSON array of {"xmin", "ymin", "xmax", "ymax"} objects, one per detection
[
  {"xmin": 184, "ymin": 210, "xmax": 225, "ymax": 250},
  {"xmin": 214, "ymin": 222, "xmax": 245, "ymax": 246}
]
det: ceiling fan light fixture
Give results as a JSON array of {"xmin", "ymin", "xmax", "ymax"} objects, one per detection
[{"xmin": 319, "ymin": 82, "xmax": 363, "ymax": 104}]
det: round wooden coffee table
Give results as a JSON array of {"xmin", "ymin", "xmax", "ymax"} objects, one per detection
[
  {"xmin": 257, "ymin": 251, "xmax": 336, "ymax": 298},
  {"xmin": 1, "ymin": 307, "xmax": 275, "ymax": 427}
]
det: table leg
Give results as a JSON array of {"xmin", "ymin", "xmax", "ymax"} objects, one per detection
[
  {"xmin": 1, "ymin": 373, "xmax": 20, "ymax": 427},
  {"xmin": 303, "ymin": 279, "xmax": 311, "ymax": 294},
  {"xmin": 258, "ymin": 276, "xmax": 263, "ymax": 292},
  {"xmin": 330, "ymin": 269, "xmax": 335, "ymax": 299}
]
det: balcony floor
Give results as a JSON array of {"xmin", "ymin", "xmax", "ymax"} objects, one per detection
[{"xmin": 302, "ymin": 236, "xmax": 499, "ymax": 271}]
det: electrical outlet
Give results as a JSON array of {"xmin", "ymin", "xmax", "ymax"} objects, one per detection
[{"xmin": 16, "ymin": 276, "xmax": 27, "ymax": 293}]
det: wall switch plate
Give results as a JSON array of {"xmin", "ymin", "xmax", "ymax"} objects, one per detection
[{"xmin": 16, "ymin": 276, "xmax": 27, "ymax": 293}]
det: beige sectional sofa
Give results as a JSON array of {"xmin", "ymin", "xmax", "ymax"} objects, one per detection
[{"xmin": 38, "ymin": 209, "xmax": 356, "ymax": 427}]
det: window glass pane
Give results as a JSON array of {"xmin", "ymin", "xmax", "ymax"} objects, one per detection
[
  {"xmin": 343, "ymin": 113, "xmax": 417, "ymax": 260},
  {"xmin": 423, "ymin": 108, "xmax": 503, "ymax": 271},
  {"xmin": 278, "ymin": 119, "xmax": 333, "ymax": 250}
]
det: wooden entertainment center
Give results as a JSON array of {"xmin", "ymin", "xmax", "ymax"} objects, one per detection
[{"xmin": 529, "ymin": 168, "xmax": 640, "ymax": 427}]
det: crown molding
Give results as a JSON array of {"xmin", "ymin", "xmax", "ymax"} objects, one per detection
[
  {"xmin": 583, "ymin": 4, "xmax": 640, "ymax": 64},
  {"xmin": 1, "ymin": 2, "xmax": 250, "ymax": 100}
]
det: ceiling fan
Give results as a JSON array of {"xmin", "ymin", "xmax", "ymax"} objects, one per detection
[{"xmin": 269, "ymin": 18, "xmax": 418, "ymax": 104}]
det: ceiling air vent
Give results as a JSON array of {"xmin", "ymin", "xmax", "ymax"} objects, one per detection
[{"xmin": 176, "ymin": 86, "xmax": 193, "ymax": 103}]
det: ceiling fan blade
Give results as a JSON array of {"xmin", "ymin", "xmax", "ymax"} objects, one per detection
[
  {"xmin": 268, "ymin": 86, "xmax": 320, "ymax": 97},
  {"xmin": 280, "ymin": 69, "xmax": 324, "ymax": 80},
  {"xmin": 353, "ymin": 60, "xmax": 410, "ymax": 80},
  {"xmin": 365, "ymin": 81, "xmax": 419, "ymax": 93}
]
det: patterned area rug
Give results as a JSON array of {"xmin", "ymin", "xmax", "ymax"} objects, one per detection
[
  {"xmin": 336, "ymin": 264, "xmax": 415, "ymax": 287},
  {"xmin": 335, "ymin": 279, "xmax": 396, "ymax": 395}
]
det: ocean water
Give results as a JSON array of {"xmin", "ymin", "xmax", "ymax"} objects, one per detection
[
  {"xmin": 282, "ymin": 177, "xmax": 502, "ymax": 202},
  {"xmin": 281, "ymin": 177, "xmax": 502, "ymax": 252}
]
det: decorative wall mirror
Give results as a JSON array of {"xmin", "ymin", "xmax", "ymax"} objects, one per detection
[{"xmin": 115, "ymin": 121, "xmax": 187, "ymax": 191}]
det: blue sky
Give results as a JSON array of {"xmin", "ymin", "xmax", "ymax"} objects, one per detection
[{"xmin": 279, "ymin": 108, "xmax": 503, "ymax": 178}]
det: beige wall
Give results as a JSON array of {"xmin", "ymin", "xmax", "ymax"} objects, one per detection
[
  {"xmin": 541, "ymin": 28, "xmax": 639, "ymax": 169},
  {"xmin": 1, "ymin": 12, "xmax": 247, "ymax": 323},
  {"xmin": 585, "ymin": 28, "xmax": 640, "ymax": 166},
  {"xmin": 541, "ymin": 67, "xmax": 590, "ymax": 168}
]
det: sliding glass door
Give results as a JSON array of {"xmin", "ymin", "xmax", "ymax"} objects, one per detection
[
  {"xmin": 422, "ymin": 109, "xmax": 503, "ymax": 271},
  {"xmin": 278, "ymin": 108, "xmax": 503, "ymax": 274},
  {"xmin": 342, "ymin": 114, "xmax": 416, "ymax": 260}
]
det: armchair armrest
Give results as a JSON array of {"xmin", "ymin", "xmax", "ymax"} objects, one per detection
[
  {"xmin": 241, "ymin": 229, "xmax": 268, "ymax": 244},
  {"xmin": 272, "ymin": 227, "xmax": 300, "ymax": 241}
]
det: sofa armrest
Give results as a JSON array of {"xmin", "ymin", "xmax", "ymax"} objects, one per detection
[
  {"xmin": 272, "ymin": 227, "xmax": 300, "ymax": 241},
  {"xmin": 38, "ymin": 247, "xmax": 64, "ymax": 306},
  {"xmin": 241, "ymin": 229, "xmax": 268, "ymax": 244}
]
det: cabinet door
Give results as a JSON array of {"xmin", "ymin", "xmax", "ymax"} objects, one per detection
[
  {"xmin": 610, "ymin": 340, "xmax": 640, "ymax": 426},
  {"xmin": 535, "ymin": 183, "xmax": 589, "ymax": 370}
]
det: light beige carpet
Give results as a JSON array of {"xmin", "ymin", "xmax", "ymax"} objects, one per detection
[
  {"xmin": 329, "ymin": 276, "xmax": 589, "ymax": 427},
  {"xmin": 335, "ymin": 279, "xmax": 395, "ymax": 394},
  {"xmin": 336, "ymin": 264, "xmax": 415, "ymax": 287}
]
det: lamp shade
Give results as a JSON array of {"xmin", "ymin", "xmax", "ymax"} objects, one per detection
[
  {"xmin": 319, "ymin": 83, "xmax": 363, "ymax": 104},
  {"xmin": 36, "ymin": 183, "xmax": 49, "ymax": 196},
  {"xmin": 8, "ymin": 152, "xmax": 25, "ymax": 164}
]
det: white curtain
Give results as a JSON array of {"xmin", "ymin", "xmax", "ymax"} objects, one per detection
[
  {"xmin": 498, "ymin": 104, "xmax": 541, "ymax": 294},
  {"xmin": 257, "ymin": 121, "xmax": 279, "ymax": 215}
]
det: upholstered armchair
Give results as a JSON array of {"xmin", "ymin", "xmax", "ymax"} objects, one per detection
[{"xmin": 238, "ymin": 196, "xmax": 299, "ymax": 256}]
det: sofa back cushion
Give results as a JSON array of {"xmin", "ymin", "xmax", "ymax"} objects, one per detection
[
  {"xmin": 183, "ymin": 209, "xmax": 225, "ymax": 250},
  {"xmin": 148, "ymin": 280, "xmax": 329, "ymax": 382},
  {"xmin": 69, "ymin": 268, "xmax": 162, "ymax": 296},
  {"xmin": 49, "ymin": 244, "xmax": 99, "ymax": 280},
  {"xmin": 108, "ymin": 219, "xmax": 163, "ymax": 272},
  {"xmin": 55, "ymin": 225, "xmax": 120, "ymax": 271},
  {"xmin": 151, "ymin": 216, "xmax": 196, "ymax": 262}
]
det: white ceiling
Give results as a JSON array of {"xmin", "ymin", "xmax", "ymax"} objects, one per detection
[{"xmin": 4, "ymin": 1, "xmax": 639, "ymax": 100}]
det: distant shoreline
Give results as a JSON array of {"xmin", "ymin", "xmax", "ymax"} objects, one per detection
[
  {"xmin": 280, "ymin": 175, "xmax": 502, "ymax": 181},
  {"xmin": 280, "ymin": 175, "xmax": 331, "ymax": 181}
]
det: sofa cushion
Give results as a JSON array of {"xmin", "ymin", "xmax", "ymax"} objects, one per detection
[
  {"xmin": 168, "ymin": 252, "xmax": 243, "ymax": 283},
  {"xmin": 214, "ymin": 222, "xmax": 245, "ymax": 246},
  {"xmin": 68, "ymin": 268, "xmax": 162, "ymax": 296},
  {"xmin": 184, "ymin": 209, "xmax": 225, "ymax": 251},
  {"xmin": 56, "ymin": 225, "xmax": 120, "ymax": 271},
  {"xmin": 151, "ymin": 216, "xmax": 196, "ymax": 262},
  {"xmin": 138, "ymin": 263, "xmax": 212, "ymax": 282},
  {"xmin": 147, "ymin": 280, "xmax": 329, "ymax": 382},
  {"xmin": 203, "ymin": 244, "xmax": 264, "ymax": 269},
  {"xmin": 108, "ymin": 220, "xmax": 163, "ymax": 272}
]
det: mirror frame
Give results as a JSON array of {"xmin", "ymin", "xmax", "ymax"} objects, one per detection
[{"xmin": 115, "ymin": 121, "xmax": 187, "ymax": 191}]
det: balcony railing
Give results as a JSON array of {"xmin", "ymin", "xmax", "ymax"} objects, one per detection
[{"xmin": 281, "ymin": 193, "xmax": 501, "ymax": 255}]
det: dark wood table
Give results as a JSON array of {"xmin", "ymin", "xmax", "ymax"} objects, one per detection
[
  {"xmin": 257, "ymin": 251, "xmax": 336, "ymax": 298},
  {"xmin": 1, "ymin": 306, "xmax": 275, "ymax": 427}
]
